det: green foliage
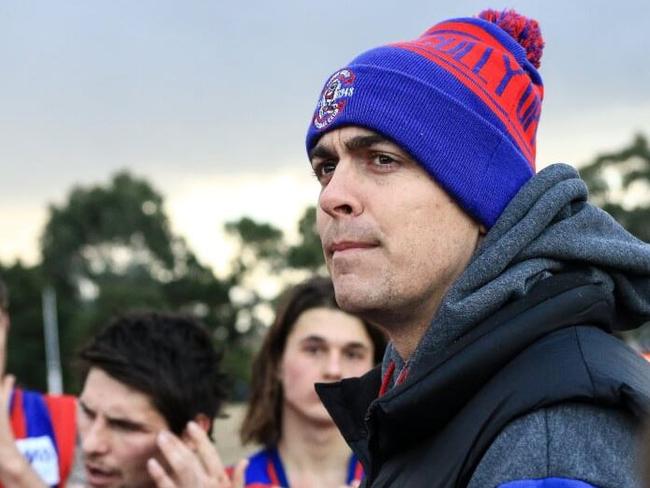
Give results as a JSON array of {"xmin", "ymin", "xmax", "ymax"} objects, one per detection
[
  {"xmin": 225, "ymin": 217, "xmax": 285, "ymax": 274},
  {"xmin": 41, "ymin": 171, "xmax": 176, "ymax": 287},
  {"xmin": 224, "ymin": 207, "xmax": 324, "ymax": 274},
  {"xmin": 0, "ymin": 262, "xmax": 48, "ymax": 390},
  {"xmin": 287, "ymin": 206, "xmax": 325, "ymax": 271},
  {"xmin": 34, "ymin": 171, "xmax": 236, "ymax": 393},
  {"xmin": 580, "ymin": 134, "xmax": 650, "ymax": 242}
]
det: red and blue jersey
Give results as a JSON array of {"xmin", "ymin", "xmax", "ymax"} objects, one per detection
[
  {"xmin": 6, "ymin": 388, "xmax": 76, "ymax": 488},
  {"xmin": 239, "ymin": 447, "xmax": 363, "ymax": 487}
]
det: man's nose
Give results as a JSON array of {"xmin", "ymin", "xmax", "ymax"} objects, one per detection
[
  {"xmin": 318, "ymin": 159, "xmax": 363, "ymax": 219},
  {"xmin": 81, "ymin": 420, "xmax": 110, "ymax": 455},
  {"xmin": 323, "ymin": 351, "xmax": 343, "ymax": 381}
]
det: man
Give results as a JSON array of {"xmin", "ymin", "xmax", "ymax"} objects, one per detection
[
  {"xmin": 0, "ymin": 301, "xmax": 230, "ymax": 488},
  {"xmin": 307, "ymin": 8, "xmax": 650, "ymax": 488},
  {"xmin": 77, "ymin": 311, "xmax": 228, "ymax": 488},
  {"xmin": 0, "ymin": 278, "xmax": 77, "ymax": 487}
]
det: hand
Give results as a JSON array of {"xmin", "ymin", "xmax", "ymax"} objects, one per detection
[
  {"xmin": 0, "ymin": 308, "xmax": 8, "ymax": 378},
  {"xmin": 148, "ymin": 421, "xmax": 247, "ymax": 488}
]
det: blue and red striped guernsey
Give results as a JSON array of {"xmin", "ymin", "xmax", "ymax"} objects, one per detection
[{"xmin": 306, "ymin": 9, "xmax": 545, "ymax": 229}]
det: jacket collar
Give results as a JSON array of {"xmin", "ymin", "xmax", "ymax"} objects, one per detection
[{"xmin": 317, "ymin": 271, "xmax": 615, "ymax": 465}]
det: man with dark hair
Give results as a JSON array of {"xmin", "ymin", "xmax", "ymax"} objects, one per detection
[
  {"xmin": 305, "ymin": 8, "xmax": 650, "ymax": 488},
  {"xmin": 77, "ymin": 312, "xmax": 228, "ymax": 488},
  {"xmin": 0, "ymin": 300, "xmax": 230, "ymax": 488}
]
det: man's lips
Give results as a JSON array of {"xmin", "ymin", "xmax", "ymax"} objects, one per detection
[
  {"xmin": 85, "ymin": 463, "xmax": 120, "ymax": 486},
  {"xmin": 328, "ymin": 241, "xmax": 378, "ymax": 255}
]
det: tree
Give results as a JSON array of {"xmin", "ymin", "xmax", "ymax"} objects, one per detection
[
  {"xmin": 287, "ymin": 206, "xmax": 325, "ymax": 271},
  {"xmin": 38, "ymin": 171, "xmax": 234, "ymax": 391},
  {"xmin": 580, "ymin": 134, "xmax": 650, "ymax": 242},
  {"xmin": 0, "ymin": 261, "xmax": 48, "ymax": 390}
]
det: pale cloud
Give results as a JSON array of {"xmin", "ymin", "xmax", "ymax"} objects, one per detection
[
  {"xmin": 0, "ymin": 204, "xmax": 46, "ymax": 266},
  {"xmin": 166, "ymin": 165, "xmax": 319, "ymax": 276}
]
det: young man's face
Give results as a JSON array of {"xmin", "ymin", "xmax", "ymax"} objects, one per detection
[
  {"xmin": 279, "ymin": 306, "xmax": 375, "ymax": 424},
  {"xmin": 78, "ymin": 367, "xmax": 169, "ymax": 488},
  {"xmin": 312, "ymin": 127, "xmax": 481, "ymax": 339}
]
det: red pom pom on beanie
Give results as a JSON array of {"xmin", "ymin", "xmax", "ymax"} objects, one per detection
[{"xmin": 478, "ymin": 8, "xmax": 544, "ymax": 68}]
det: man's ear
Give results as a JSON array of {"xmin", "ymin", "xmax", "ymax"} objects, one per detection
[{"xmin": 192, "ymin": 413, "xmax": 212, "ymax": 433}]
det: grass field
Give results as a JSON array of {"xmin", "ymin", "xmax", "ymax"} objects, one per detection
[{"xmin": 213, "ymin": 402, "xmax": 259, "ymax": 465}]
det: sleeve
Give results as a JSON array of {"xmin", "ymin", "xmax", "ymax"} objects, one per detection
[
  {"xmin": 43, "ymin": 394, "xmax": 77, "ymax": 486},
  {"xmin": 467, "ymin": 402, "xmax": 641, "ymax": 488}
]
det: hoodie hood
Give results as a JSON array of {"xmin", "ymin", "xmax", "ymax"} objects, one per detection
[{"xmin": 383, "ymin": 163, "xmax": 650, "ymax": 384}]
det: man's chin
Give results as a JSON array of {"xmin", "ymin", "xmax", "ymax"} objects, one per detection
[{"xmin": 331, "ymin": 277, "xmax": 377, "ymax": 313}]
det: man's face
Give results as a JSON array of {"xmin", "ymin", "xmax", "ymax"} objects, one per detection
[
  {"xmin": 78, "ymin": 368, "xmax": 169, "ymax": 488},
  {"xmin": 279, "ymin": 307, "xmax": 374, "ymax": 424},
  {"xmin": 312, "ymin": 127, "xmax": 481, "ymax": 335}
]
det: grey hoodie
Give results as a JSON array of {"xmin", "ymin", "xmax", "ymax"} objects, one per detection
[
  {"xmin": 383, "ymin": 162, "xmax": 650, "ymax": 383},
  {"xmin": 374, "ymin": 162, "xmax": 650, "ymax": 486}
]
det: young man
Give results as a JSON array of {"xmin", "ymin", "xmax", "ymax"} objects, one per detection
[
  {"xmin": 306, "ymin": 9, "xmax": 650, "ymax": 488},
  {"xmin": 0, "ymin": 301, "xmax": 230, "ymax": 488},
  {"xmin": 77, "ymin": 312, "xmax": 228, "ymax": 488}
]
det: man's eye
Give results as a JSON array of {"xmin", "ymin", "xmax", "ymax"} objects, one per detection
[
  {"xmin": 312, "ymin": 161, "xmax": 337, "ymax": 184},
  {"xmin": 344, "ymin": 349, "xmax": 367, "ymax": 360},
  {"xmin": 304, "ymin": 344, "xmax": 325, "ymax": 355},
  {"xmin": 374, "ymin": 154, "xmax": 396, "ymax": 165},
  {"xmin": 110, "ymin": 420, "xmax": 140, "ymax": 432},
  {"xmin": 313, "ymin": 161, "xmax": 336, "ymax": 176}
]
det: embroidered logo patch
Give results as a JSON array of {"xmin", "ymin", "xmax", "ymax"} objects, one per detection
[{"xmin": 313, "ymin": 68, "xmax": 355, "ymax": 130}]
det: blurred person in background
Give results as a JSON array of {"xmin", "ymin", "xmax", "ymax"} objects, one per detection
[
  {"xmin": 145, "ymin": 276, "xmax": 385, "ymax": 488},
  {"xmin": 78, "ymin": 311, "xmax": 230, "ymax": 488},
  {"xmin": 0, "ymin": 300, "xmax": 232, "ymax": 488},
  {"xmin": 0, "ymin": 277, "xmax": 78, "ymax": 487},
  {"xmin": 236, "ymin": 276, "xmax": 386, "ymax": 487}
]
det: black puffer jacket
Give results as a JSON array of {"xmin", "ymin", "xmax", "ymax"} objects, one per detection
[{"xmin": 317, "ymin": 272, "xmax": 650, "ymax": 487}]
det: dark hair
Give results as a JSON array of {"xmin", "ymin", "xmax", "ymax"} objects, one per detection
[
  {"xmin": 240, "ymin": 276, "xmax": 386, "ymax": 447},
  {"xmin": 0, "ymin": 277, "xmax": 8, "ymax": 313},
  {"xmin": 78, "ymin": 311, "xmax": 227, "ymax": 436}
]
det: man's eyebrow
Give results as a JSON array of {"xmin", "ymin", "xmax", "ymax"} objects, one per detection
[
  {"xmin": 344, "ymin": 134, "xmax": 389, "ymax": 152},
  {"xmin": 309, "ymin": 134, "xmax": 390, "ymax": 162},
  {"xmin": 309, "ymin": 144, "xmax": 336, "ymax": 163},
  {"xmin": 300, "ymin": 335, "xmax": 327, "ymax": 344},
  {"xmin": 343, "ymin": 342, "xmax": 371, "ymax": 350},
  {"xmin": 79, "ymin": 399, "xmax": 148, "ymax": 430}
]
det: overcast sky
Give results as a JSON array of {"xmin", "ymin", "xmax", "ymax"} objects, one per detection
[{"xmin": 1, "ymin": 0, "xmax": 649, "ymax": 274}]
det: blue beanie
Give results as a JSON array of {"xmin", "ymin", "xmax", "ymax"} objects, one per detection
[{"xmin": 306, "ymin": 9, "xmax": 545, "ymax": 228}]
